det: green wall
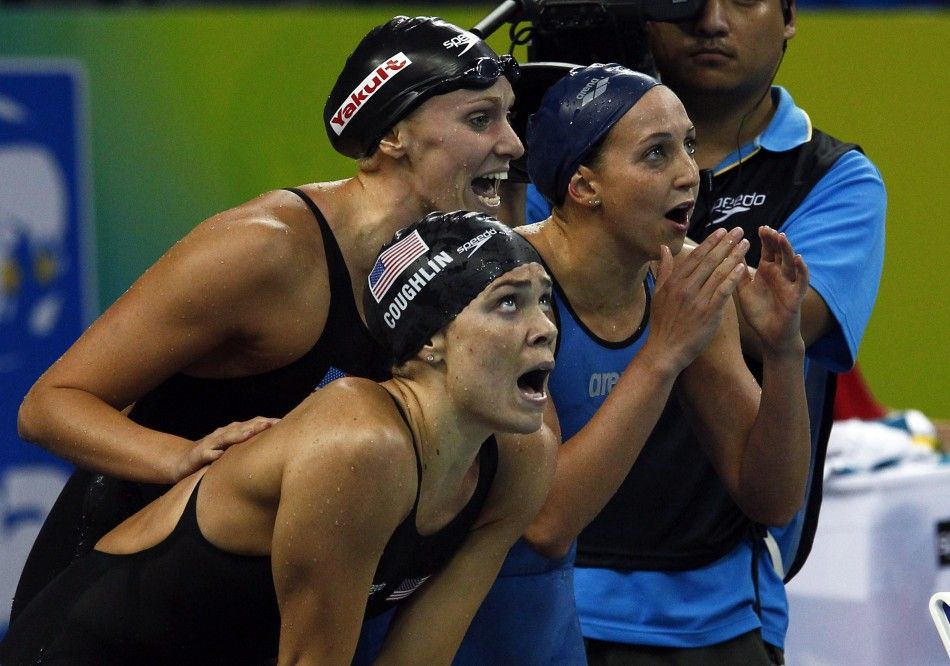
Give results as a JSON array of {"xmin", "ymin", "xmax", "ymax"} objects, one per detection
[
  {"xmin": 773, "ymin": 10, "xmax": 949, "ymax": 420},
  {"xmin": 0, "ymin": 5, "xmax": 946, "ymax": 417}
]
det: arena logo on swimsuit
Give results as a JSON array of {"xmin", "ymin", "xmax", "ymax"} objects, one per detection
[
  {"xmin": 329, "ymin": 52, "xmax": 412, "ymax": 135},
  {"xmin": 383, "ymin": 251, "xmax": 454, "ymax": 328},
  {"xmin": 589, "ymin": 371, "xmax": 620, "ymax": 398}
]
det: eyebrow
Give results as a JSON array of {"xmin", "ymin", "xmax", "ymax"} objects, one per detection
[
  {"xmin": 490, "ymin": 275, "xmax": 553, "ymax": 292},
  {"xmin": 632, "ymin": 129, "xmax": 692, "ymax": 151},
  {"xmin": 454, "ymin": 87, "xmax": 513, "ymax": 107},
  {"xmin": 641, "ymin": 127, "xmax": 695, "ymax": 141}
]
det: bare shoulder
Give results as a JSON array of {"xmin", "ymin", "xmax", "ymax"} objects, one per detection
[
  {"xmin": 515, "ymin": 221, "xmax": 547, "ymax": 238},
  {"xmin": 148, "ymin": 188, "xmax": 337, "ymax": 354},
  {"xmin": 266, "ymin": 380, "xmax": 420, "ymax": 573},
  {"xmin": 177, "ymin": 188, "xmax": 329, "ymax": 289},
  {"xmin": 279, "ymin": 379, "xmax": 418, "ymax": 490}
]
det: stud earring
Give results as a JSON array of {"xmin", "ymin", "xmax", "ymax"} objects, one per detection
[
  {"xmin": 589, "ymin": 199, "xmax": 600, "ymax": 207},
  {"xmin": 426, "ymin": 354, "xmax": 435, "ymax": 362}
]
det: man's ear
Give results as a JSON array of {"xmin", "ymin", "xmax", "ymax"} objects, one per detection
[{"xmin": 783, "ymin": 0, "xmax": 797, "ymax": 41}]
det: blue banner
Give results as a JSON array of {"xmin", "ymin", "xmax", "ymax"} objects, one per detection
[{"xmin": 0, "ymin": 60, "xmax": 93, "ymax": 631}]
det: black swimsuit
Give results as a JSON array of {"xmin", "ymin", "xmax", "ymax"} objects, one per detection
[
  {"xmin": 366, "ymin": 399, "xmax": 499, "ymax": 617},
  {"xmin": 0, "ymin": 399, "xmax": 499, "ymax": 665},
  {"xmin": 11, "ymin": 189, "xmax": 390, "ymax": 620}
]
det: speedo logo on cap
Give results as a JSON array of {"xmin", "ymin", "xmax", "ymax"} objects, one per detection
[
  {"xmin": 443, "ymin": 32, "xmax": 479, "ymax": 56},
  {"xmin": 457, "ymin": 228, "xmax": 497, "ymax": 257},
  {"xmin": 330, "ymin": 52, "xmax": 412, "ymax": 135},
  {"xmin": 577, "ymin": 77, "xmax": 609, "ymax": 106}
]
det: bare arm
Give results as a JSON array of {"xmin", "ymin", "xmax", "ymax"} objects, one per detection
[
  {"xmin": 523, "ymin": 228, "xmax": 751, "ymax": 558},
  {"xmin": 679, "ymin": 227, "xmax": 811, "ymax": 525},
  {"xmin": 376, "ymin": 423, "xmax": 558, "ymax": 664},
  {"xmin": 17, "ymin": 198, "xmax": 323, "ymax": 483},
  {"xmin": 272, "ymin": 384, "xmax": 417, "ymax": 665}
]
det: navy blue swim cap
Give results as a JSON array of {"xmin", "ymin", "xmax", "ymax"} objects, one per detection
[
  {"xmin": 526, "ymin": 63, "xmax": 661, "ymax": 206},
  {"xmin": 364, "ymin": 210, "xmax": 543, "ymax": 365},
  {"xmin": 325, "ymin": 16, "xmax": 520, "ymax": 159}
]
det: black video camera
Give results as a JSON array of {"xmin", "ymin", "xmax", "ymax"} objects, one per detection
[
  {"xmin": 523, "ymin": 0, "xmax": 705, "ymax": 29},
  {"xmin": 471, "ymin": 0, "xmax": 705, "ymax": 182},
  {"xmin": 473, "ymin": 0, "xmax": 705, "ymax": 69}
]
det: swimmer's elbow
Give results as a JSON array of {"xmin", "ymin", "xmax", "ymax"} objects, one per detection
[
  {"xmin": 522, "ymin": 518, "xmax": 574, "ymax": 560},
  {"xmin": 17, "ymin": 387, "xmax": 43, "ymax": 443},
  {"xmin": 748, "ymin": 499, "xmax": 802, "ymax": 528},
  {"xmin": 17, "ymin": 380, "xmax": 61, "ymax": 444}
]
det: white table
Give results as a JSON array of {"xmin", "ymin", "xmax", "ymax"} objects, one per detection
[{"xmin": 785, "ymin": 462, "xmax": 950, "ymax": 665}]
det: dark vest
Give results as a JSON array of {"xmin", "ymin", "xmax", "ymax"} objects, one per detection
[{"xmin": 576, "ymin": 129, "xmax": 857, "ymax": 578}]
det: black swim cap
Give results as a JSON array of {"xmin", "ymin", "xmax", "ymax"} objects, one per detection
[
  {"xmin": 325, "ymin": 16, "xmax": 520, "ymax": 159},
  {"xmin": 364, "ymin": 210, "xmax": 543, "ymax": 365},
  {"xmin": 527, "ymin": 63, "xmax": 661, "ymax": 206}
]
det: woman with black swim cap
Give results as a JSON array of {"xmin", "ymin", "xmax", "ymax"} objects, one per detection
[
  {"xmin": 11, "ymin": 14, "xmax": 546, "ymax": 630},
  {"xmin": 1, "ymin": 210, "xmax": 558, "ymax": 665}
]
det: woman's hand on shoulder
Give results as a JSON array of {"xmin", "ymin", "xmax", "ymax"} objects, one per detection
[{"xmin": 173, "ymin": 416, "xmax": 279, "ymax": 480}]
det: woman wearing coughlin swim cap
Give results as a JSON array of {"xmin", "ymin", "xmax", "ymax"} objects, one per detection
[
  {"xmin": 13, "ymin": 14, "xmax": 547, "ymax": 626},
  {"xmin": 0, "ymin": 211, "xmax": 558, "ymax": 665},
  {"xmin": 444, "ymin": 64, "xmax": 813, "ymax": 664}
]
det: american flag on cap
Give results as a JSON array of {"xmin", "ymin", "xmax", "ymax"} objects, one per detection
[{"xmin": 368, "ymin": 230, "xmax": 429, "ymax": 303}]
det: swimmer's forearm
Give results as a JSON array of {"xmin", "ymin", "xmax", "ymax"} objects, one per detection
[{"xmin": 18, "ymin": 385, "xmax": 195, "ymax": 484}]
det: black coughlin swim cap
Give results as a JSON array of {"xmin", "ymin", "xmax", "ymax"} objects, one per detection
[
  {"xmin": 527, "ymin": 63, "xmax": 661, "ymax": 206},
  {"xmin": 364, "ymin": 210, "xmax": 543, "ymax": 365},
  {"xmin": 325, "ymin": 15, "xmax": 520, "ymax": 159}
]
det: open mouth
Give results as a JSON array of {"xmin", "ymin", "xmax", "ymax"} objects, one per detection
[
  {"xmin": 665, "ymin": 202, "xmax": 692, "ymax": 227},
  {"xmin": 472, "ymin": 171, "xmax": 507, "ymax": 208},
  {"xmin": 517, "ymin": 363, "xmax": 553, "ymax": 401}
]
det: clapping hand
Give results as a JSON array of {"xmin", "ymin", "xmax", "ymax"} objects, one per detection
[
  {"xmin": 735, "ymin": 226, "xmax": 809, "ymax": 356},
  {"xmin": 649, "ymin": 227, "xmax": 750, "ymax": 372}
]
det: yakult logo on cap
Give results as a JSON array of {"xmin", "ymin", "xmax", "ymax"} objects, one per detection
[{"xmin": 329, "ymin": 52, "xmax": 412, "ymax": 135}]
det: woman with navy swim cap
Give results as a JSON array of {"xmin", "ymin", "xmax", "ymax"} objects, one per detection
[
  {"xmin": 1, "ymin": 210, "xmax": 558, "ymax": 665},
  {"xmin": 445, "ymin": 63, "xmax": 814, "ymax": 664},
  {"xmin": 12, "ymin": 14, "xmax": 544, "ymax": 628}
]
